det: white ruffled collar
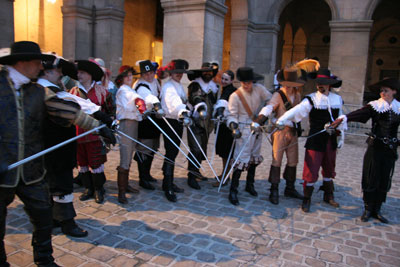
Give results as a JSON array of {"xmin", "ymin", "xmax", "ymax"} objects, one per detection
[
  {"xmin": 194, "ymin": 77, "xmax": 218, "ymax": 94},
  {"xmin": 369, "ymin": 98, "xmax": 400, "ymax": 115},
  {"xmin": 6, "ymin": 66, "xmax": 30, "ymax": 90},
  {"xmin": 309, "ymin": 91, "xmax": 342, "ymax": 109}
]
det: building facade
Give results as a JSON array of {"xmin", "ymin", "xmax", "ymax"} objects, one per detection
[{"xmin": 1, "ymin": 0, "xmax": 399, "ymax": 105}]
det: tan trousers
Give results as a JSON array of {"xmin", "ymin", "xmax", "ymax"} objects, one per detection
[{"xmin": 271, "ymin": 126, "xmax": 298, "ymax": 167}]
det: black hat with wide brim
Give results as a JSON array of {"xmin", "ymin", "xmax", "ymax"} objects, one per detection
[
  {"xmin": 43, "ymin": 56, "xmax": 78, "ymax": 80},
  {"xmin": 0, "ymin": 41, "xmax": 55, "ymax": 65},
  {"xmin": 188, "ymin": 62, "xmax": 218, "ymax": 81},
  {"xmin": 75, "ymin": 60, "xmax": 104, "ymax": 81},
  {"xmin": 167, "ymin": 59, "xmax": 193, "ymax": 74},
  {"xmin": 369, "ymin": 78, "xmax": 400, "ymax": 94},
  {"xmin": 314, "ymin": 68, "xmax": 342, "ymax": 88},
  {"xmin": 236, "ymin": 67, "xmax": 264, "ymax": 82}
]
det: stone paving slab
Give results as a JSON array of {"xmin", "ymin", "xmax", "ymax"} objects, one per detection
[{"xmin": 4, "ymin": 133, "xmax": 400, "ymax": 266}]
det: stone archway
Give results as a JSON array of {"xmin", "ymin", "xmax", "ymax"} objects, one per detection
[
  {"xmin": 276, "ymin": 0, "xmax": 332, "ymax": 69},
  {"xmin": 366, "ymin": 0, "xmax": 400, "ymax": 102}
]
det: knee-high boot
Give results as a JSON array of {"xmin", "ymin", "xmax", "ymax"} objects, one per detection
[
  {"xmin": 92, "ymin": 172, "xmax": 106, "ymax": 204},
  {"xmin": 319, "ymin": 180, "xmax": 339, "ymax": 208},
  {"xmin": 301, "ymin": 186, "xmax": 314, "ymax": 212},
  {"xmin": 79, "ymin": 172, "xmax": 93, "ymax": 201},
  {"xmin": 116, "ymin": 166, "xmax": 129, "ymax": 204},
  {"xmin": 229, "ymin": 169, "xmax": 242, "ymax": 206},
  {"xmin": 268, "ymin": 166, "xmax": 280, "ymax": 205},
  {"xmin": 134, "ymin": 152, "xmax": 155, "ymax": 190},
  {"xmin": 245, "ymin": 164, "xmax": 258, "ymax": 196},
  {"xmin": 145, "ymin": 154, "xmax": 157, "ymax": 182},
  {"xmin": 162, "ymin": 163, "xmax": 177, "ymax": 202},
  {"xmin": 361, "ymin": 201, "xmax": 373, "ymax": 222},
  {"xmin": 283, "ymin": 165, "xmax": 303, "ymax": 199}
]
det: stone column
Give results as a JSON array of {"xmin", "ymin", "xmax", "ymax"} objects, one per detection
[
  {"xmin": 62, "ymin": 0, "xmax": 125, "ymax": 76},
  {"xmin": 161, "ymin": 0, "xmax": 227, "ymax": 69},
  {"xmin": 244, "ymin": 23, "xmax": 280, "ymax": 88},
  {"xmin": 0, "ymin": 0, "xmax": 14, "ymax": 47},
  {"xmin": 329, "ymin": 20, "xmax": 373, "ymax": 105},
  {"xmin": 95, "ymin": 6, "xmax": 125, "ymax": 76}
]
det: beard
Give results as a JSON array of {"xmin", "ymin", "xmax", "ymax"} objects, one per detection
[{"xmin": 201, "ymin": 73, "xmax": 213, "ymax": 83}]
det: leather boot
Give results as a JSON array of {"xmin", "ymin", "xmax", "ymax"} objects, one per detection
[
  {"xmin": 269, "ymin": 183, "xmax": 279, "ymax": 205},
  {"xmin": 162, "ymin": 163, "xmax": 177, "ymax": 202},
  {"xmin": 229, "ymin": 169, "xmax": 241, "ymax": 206},
  {"xmin": 268, "ymin": 165, "xmax": 280, "ymax": 204},
  {"xmin": 361, "ymin": 202, "xmax": 373, "ymax": 222},
  {"xmin": 135, "ymin": 152, "xmax": 155, "ymax": 190},
  {"xmin": 188, "ymin": 172, "xmax": 201, "ymax": 190},
  {"xmin": 283, "ymin": 166, "xmax": 303, "ymax": 199},
  {"xmin": 145, "ymin": 155, "xmax": 157, "ymax": 183},
  {"xmin": 301, "ymin": 186, "xmax": 314, "ymax": 212},
  {"xmin": 372, "ymin": 202, "xmax": 389, "ymax": 224},
  {"xmin": 245, "ymin": 164, "xmax": 258, "ymax": 196},
  {"xmin": 117, "ymin": 167, "xmax": 129, "ymax": 204},
  {"xmin": 319, "ymin": 180, "xmax": 339, "ymax": 208},
  {"xmin": 92, "ymin": 172, "xmax": 106, "ymax": 204},
  {"xmin": 79, "ymin": 172, "xmax": 94, "ymax": 201},
  {"xmin": 60, "ymin": 219, "xmax": 88, "ymax": 237}
]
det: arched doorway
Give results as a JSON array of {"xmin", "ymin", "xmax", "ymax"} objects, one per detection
[
  {"xmin": 122, "ymin": 0, "xmax": 163, "ymax": 68},
  {"xmin": 277, "ymin": 0, "xmax": 332, "ymax": 69},
  {"xmin": 366, "ymin": 0, "xmax": 400, "ymax": 101}
]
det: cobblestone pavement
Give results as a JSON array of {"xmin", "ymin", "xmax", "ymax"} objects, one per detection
[{"xmin": 5, "ymin": 133, "xmax": 400, "ymax": 267}]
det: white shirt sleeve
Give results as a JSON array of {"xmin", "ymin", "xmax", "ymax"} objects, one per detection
[
  {"xmin": 259, "ymin": 105, "xmax": 273, "ymax": 117},
  {"xmin": 277, "ymin": 98, "xmax": 312, "ymax": 124},
  {"xmin": 164, "ymin": 85, "xmax": 187, "ymax": 119},
  {"xmin": 116, "ymin": 87, "xmax": 140, "ymax": 113},
  {"xmin": 226, "ymin": 94, "xmax": 239, "ymax": 127},
  {"xmin": 137, "ymin": 85, "xmax": 160, "ymax": 106},
  {"xmin": 56, "ymin": 91, "xmax": 100, "ymax": 114}
]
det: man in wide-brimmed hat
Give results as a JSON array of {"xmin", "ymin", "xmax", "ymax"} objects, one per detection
[
  {"xmin": 226, "ymin": 67, "xmax": 271, "ymax": 205},
  {"xmin": 157, "ymin": 59, "xmax": 193, "ymax": 202},
  {"xmin": 256, "ymin": 66, "xmax": 306, "ymax": 205},
  {"xmin": 186, "ymin": 62, "xmax": 220, "ymax": 190},
  {"xmin": 330, "ymin": 77, "xmax": 400, "ymax": 223},
  {"xmin": 70, "ymin": 59, "xmax": 115, "ymax": 204},
  {"xmin": 132, "ymin": 60, "xmax": 164, "ymax": 191},
  {"xmin": 277, "ymin": 68, "xmax": 344, "ymax": 213},
  {"xmin": 0, "ymin": 41, "xmax": 115, "ymax": 266}
]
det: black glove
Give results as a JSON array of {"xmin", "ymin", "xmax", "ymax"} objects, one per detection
[
  {"xmin": 99, "ymin": 126, "xmax": 116, "ymax": 145},
  {"xmin": 229, "ymin": 122, "xmax": 241, "ymax": 139},
  {"xmin": 215, "ymin": 107, "xmax": 224, "ymax": 119},
  {"xmin": 153, "ymin": 102, "xmax": 165, "ymax": 117},
  {"xmin": 255, "ymin": 114, "xmax": 268, "ymax": 125},
  {"xmin": 0, "ymin": 162, "xmax": 8, "ymax": 181},
  {"xmin": 93, "ymin": 111, "xmax": 113, "ymax": 128},
  {"xmin": 179, "ymin": 111, "xmax": 192, "ymax": 126}
]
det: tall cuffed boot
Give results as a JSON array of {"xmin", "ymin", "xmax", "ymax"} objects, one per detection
[
  {"xmin": 52, "ymin": 201, "xmax": 87, "ymax": 237},
  {"xmin": 188, "ymin": 172, "xmax": 201, "ymax": 190},
  {"xmin": 135, "ymin": 152, "xmax": 155, "ymax": 190},
  {"xmin": 145, "ymin": 154, "xmax": 157, "ymax": 182},
  {"xmin": 319, "ymin": 180, "xmax": 339, "ymax": 208},
  {"xmin": 283, "ymin": 166, "xmax": 303, "ymax": 199},
  {"xmin": 245, "ymin": 164, "xmax": 258, "ymax": 196},
  {"xmin": 79, "ymin": 172, "xmax": 94, "ymax": 201},
  {"xmin": 24, "ymin": 208, "xmax": 57, "ymax": 266},
  {"xmin": 268, "ymin": 166, "xmax": 281, "ymax": 205},
  {"xmin": 162, "ymin": 163, "xmax": 177, "ymax": 202},
  {"xmin": 361, "ymin": 202, "xmax": 373, "ymax": 222},
  {"xmin": 229, "ymin": 169, "xmax": 241, "ymax": 206},
  {"xmin": 117, "ymin": 167, "xmax": 129, "ymax": 204},
  {"xmin": 92, "ymin": 172, "xmax": 106, "ymax": 204},
  {"xmin": 301, "ymin": 186, "xmax": 314, "ymax": 212},
  {"xmin": 372, "ymin": 202, "xmax": 389, "ymax": 224}
]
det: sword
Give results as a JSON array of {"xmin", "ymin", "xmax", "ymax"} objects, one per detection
[
  {"xmin": 276, "ymin": 127, "xmax": 327, "ymax": 152},
  {"xmin": 187, "ymin": 125, "xmax": 220, "ymax": 182},
  {"xmin": 210, "ymin": 118, "xmax": 221, "ymax": 164},
  {"xmin": 220, "ymin": 131, "xmax": 254, "ymax": 187},
  {"xmin": 146, "ymin": 115, "xmax": 201, "ymax": 170},
  {"xmin": 161, "ymin": 116, "xmax": 204, "ymax": 172},
  {"xmin": 116, "ymin": 129, "xmax": 201, "ymax": 176},
  {"xmin": 217, "ymin": 139, "xmax": 235, "ymax": 192},
  {"xmin": 8, "ymin": 124, "xmax": 107, "ymax": 171}
]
